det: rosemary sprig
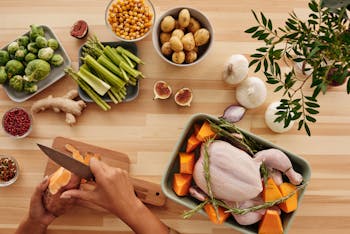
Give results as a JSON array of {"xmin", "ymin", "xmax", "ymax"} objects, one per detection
[
  {"xmin": 183, "ymin": 200, "xmax": 209, "ymax": 219},
  {"xmin": 203, "ymin": 139, "xmax": 220, "ymax": 221},
  {"xmin": 209, "ymin": 118, "xmax": 265, "ymax": 155},
  {"xmin": 221, "ymin": 182, "xmax": 308, "ymax": 215}
]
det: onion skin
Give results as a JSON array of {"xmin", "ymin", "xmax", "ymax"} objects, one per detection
[{"xmin": 222, "ymin": 105, "xmax": 246, "ymax": 123}]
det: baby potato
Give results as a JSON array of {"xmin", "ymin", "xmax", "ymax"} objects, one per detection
[
  {"xmin": 181, "ymin": 33, "xmax": 195, "ymax": 51},
  {"xmin": 188, "ymin": 17, "xmax": 201, "ymax": 34},
  {"xmin": 194, "ymin": 28, "xmax": 210, "ymax": 46},
  {"xmin": 178, "ymin": 9, "xmax": 191, "ymax": 28},
  {"xmin": 171, "ymin": 29, "xmax": 185, "ymax": 39},
  {"xmin": 160, "ymin": 32, "xmax": 171, "ymax": 44},
  {"xmin": 172, "ymin": 51, "xmax": 185, "ymax": 64},
  {"xmin": 169, "ymin": 36, "xmax": 183, "ymax": 52},
  {"xmin": 161, "ymin": 16, "xmax": 176, "ymax": 32},
  {"xmin": 161, "ymin": 42, "xmax": 173, "ymax": 56},
  {"xmin": 185, "ymin": 50, "xmax": 198, "ymax": 64}
]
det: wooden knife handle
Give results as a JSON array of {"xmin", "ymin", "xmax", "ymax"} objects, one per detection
[{"xmin": 131, "ymin": 177, "xmax": 167, "ymax": 207}]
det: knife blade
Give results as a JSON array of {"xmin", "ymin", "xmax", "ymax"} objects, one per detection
[{"xmin": 37, "ymin": 144, "xmax": 95, "ymax": 180}]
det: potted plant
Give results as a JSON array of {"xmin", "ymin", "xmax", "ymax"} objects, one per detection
[{"xmin": 245, "ymin": 0, "xmax": 350, "ymax": 135}]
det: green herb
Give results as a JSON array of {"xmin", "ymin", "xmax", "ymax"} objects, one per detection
[
  {"xmin": 209, "ymin": 118, "xmax": 265, "ymax": 155},
  {"xmin": 245, "ymin": 0, "xmax": 350, "ymax": 136},
  {"xmin": 221, "ymin": 182, "xmax": 308, "ymax": 215}
]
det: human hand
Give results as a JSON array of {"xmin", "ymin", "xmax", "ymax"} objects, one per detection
[
  {"xmin": 61, "ymin": 158, "xmax": 140, "ymax": 218},
  {"xmin": 60, "ymin": 158, "xmax": 169, "ymax": 234},
  {"xmin": 28, "ymin": 176, "xmax": 57, "ymax": 226},
  {"xmin": 15, "ymin": 177, "xmax": 57, "ymax": 234}
]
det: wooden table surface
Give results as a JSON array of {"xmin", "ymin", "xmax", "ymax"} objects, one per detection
[{"xmin": 1, "ymin": 0, "xmax": 350, "ymax": 233}]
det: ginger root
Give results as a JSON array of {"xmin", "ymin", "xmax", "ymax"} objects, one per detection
[{"xmin": 31, "ymin": 90, "xmax": 86, "ymax": 125}]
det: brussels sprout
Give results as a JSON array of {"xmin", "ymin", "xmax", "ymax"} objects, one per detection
[
  {"xmin": 9, "ymin": 75, "xmax": 24, "ymax": 92},
  {"xmin": 15, "ymin": 48, "xmax": 28, "ymax": 61},
  {"xmin": 27, "ymin": 42, "xmax": 38, "ymax": 54},
  {"xmin": 38, "ymin": 47, "xmax": 54, "ymax": 61},
  {"xmin": 50, "ymin": 54, "xmax": 64, "ymax": 67},
  {"xmin": 7, "ymin": 41, "xmax": 19, "ymax": 55},
  {"xmin": 29, "ymin": 24, "xmax": 45, "ymax": 42},
  {"xmin": 0, "ymin": 50, "xmax": 10, "ymax": 66},
  {"xmin": 17, "ymin": 35, "xmax": 30, "ymax": 47},
  {"xmin": 23, "ymin": 81, "xmax": 38, "ymax": 93},
  {"xmin": 35, "ymin": 36, "xmax": 48, "ymax": 48},
  {"xmin": 5, "ymin": 60, "xmax": 24, "ymax": 78},
  {"xmin": 0, "ymin": 66, "xmax": 7, "ymax": 84},
  {"xmin": 25, "ymin": 53, "xmax": 37, "ymax": 63},
  {"xmin": 24, "ymin": 59, "xmax": 51, "ymax": 82},
  {"xmin": 47, "ymin": 38, "xmax": 59, "ymax": 50}
]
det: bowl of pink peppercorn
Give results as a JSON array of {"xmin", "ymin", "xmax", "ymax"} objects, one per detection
[{"xmin": 2, "ymin": 107, "xmax": 32, "ymax": 139}]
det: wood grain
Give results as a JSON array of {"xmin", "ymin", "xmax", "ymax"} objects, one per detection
[{"xmin": 1, "ymin": 0, "xmax": 350, "ymax": 234}]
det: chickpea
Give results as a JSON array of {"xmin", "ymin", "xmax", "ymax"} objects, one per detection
[{"xmin": 108, "ymin": 0, "xmax": 154, "ymax": 40}]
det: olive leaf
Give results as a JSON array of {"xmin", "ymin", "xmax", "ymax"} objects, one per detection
[{"xmin": 246, "ymin": 0, "xmax": 350, "ymax": 136}]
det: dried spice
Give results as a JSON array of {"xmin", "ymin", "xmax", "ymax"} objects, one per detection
[
  {"xmin": 2, "ymin": 108, "xmax": 31, "ymax": 137},
  {"xmin": 0, "ymin": 157, "xmax": 17, "ymax": 182}
]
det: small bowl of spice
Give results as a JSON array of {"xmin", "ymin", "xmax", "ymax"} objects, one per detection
[
  {"xmin": 2, "ymin": 107, "xmax": 32, "ymax": 139},
  {"xmin": 105, "ymin": 0, "xmax": 155, "ymax": 42},
  {"xmin": 0, "ymin": 156, "xmax": 19, "ymax": 187}
]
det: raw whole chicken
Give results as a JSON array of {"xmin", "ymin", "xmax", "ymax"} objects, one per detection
[
  {"xmin": 192, "ymin": 140, "xmax": 303, "ymax": 225},
  {"xmin": 193, "ymin": 140, "xmax": 263, "ymax": 202}
]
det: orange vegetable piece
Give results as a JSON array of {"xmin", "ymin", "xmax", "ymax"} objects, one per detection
[
  {"xmin": 204, "ymin": 203, "xmax": 230, "ymax": 224},
  {"xmin": 65, "ymin": 144, "xmax": 84, "ymax": 163},
  {"xmin": 186, "ymin": 134, "xmax": 201, "ymax": 153},
  {"xmin": 263, "ymin": 178, "xmax": 283, "ymax": 202},
  {"xmin": 196, "ymin": 121, "xmax": 216, "ymax": 142},
  {"xmin": 172, "ymin": 173, "xmax": 192, "ymax": 196},
  {"xmin": 48, "ymin": 167, "xmax": 72, "ymax": 194},
  {"xmin": 179, "ymin": 152, "xmax": 195, "ymax": 174},
  {"xmin": 193, "ymin": 123, "xmax": 201, "ymax": 135},
  {"xmin": 258, "ymin": 209, "xmax": 283, "ymax": 234},
  {"xmin": 278, "ymin": 182, "xmax": 298, "ymax": 213},
  {"xmin": 84, "ymin": 152, "xmax": 101, "ymax": 165}
]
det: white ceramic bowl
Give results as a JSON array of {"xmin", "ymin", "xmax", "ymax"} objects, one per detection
[
  {"xmin": 152, "ymin": 7, "xmax": 213, "ymax": 66},
  {"xmin": 0, "ymin": 155, "xmax": 19, "ymax": 187},
  {"xmin": 2, "ymin": 107, "xmax": 33, "ymax": 139},
  {"xmin": 105, "ymin": 0, "xmax": 155, "ymax": 42}
]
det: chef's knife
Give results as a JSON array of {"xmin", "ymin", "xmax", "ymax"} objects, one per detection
[{"xmin": 37, "ymin": 144, "xmax": 166, "ymax": 207}]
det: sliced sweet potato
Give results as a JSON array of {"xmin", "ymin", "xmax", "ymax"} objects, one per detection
[
  {"xmin": 186, "ymin": 134, "xmax": 201, "ymax": 153},
  {"xmin": 196, "ymin": 121, "xmax": 216, "ymax": 142},
  {"xmin": 204, "ymin": 203, "xmax": 230, "ymax": 224},
  {"xmin": 179, "ymin": 152, "xmax": 195, "ymax": 174},
  {"xmin": 43, "ymin": 167, "xmax": 80, "ymax": 216},
  {"xmin": 258, "ymin": 209, "xmax": 283, "ymax": 234},
  {"xmin": 278, "ymin": 182, "xmax": 298, "ymax": 213},
  {"xmin": 263, "ymin": 177, "xmax": 283, "ymax": 202},
  {"xmin": 173, "ymin": 173, "xmax": 192, "ymax": 196}
]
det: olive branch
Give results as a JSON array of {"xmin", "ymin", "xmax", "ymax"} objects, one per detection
[{"xmin": 245, "ymin": 0, "xmax": 350, "ymax": 136}]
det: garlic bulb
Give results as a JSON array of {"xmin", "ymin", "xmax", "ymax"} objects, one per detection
[
  {"xmin": 235, "ymin": 76, "xmax": 267, "ymax": 109},
  {"xmin": 265, "ymin": 101, "xmax": 294, "ymax": 133},
  {"xmin": 222, "ymin": 54, "xmax": 249, "ymax": 85}
]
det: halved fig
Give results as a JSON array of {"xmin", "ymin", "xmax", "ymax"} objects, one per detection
[
  {"xmin": 70, "ymin": 20, "xmax": 89, "ymax": 39},
  {"xmin": 153, "ymin": 80, "xmax": 172, "ymax": 99},
  {"xmin": 174, "ymin": 87, "xmax": 193, "ymax": 106}
]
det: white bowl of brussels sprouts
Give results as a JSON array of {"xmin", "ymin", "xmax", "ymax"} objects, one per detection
[{"xmin": 0, "ymin": 25, "xmax": 71, "ymax": 102}]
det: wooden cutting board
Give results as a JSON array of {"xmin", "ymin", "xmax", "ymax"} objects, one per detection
[
  {"xmin": 44, "ymin": 137, "xmax": 130, "ymax": 175},
  {"xmin": 44, "ymin": 137, "xmax": 166, "ymax": 207}
]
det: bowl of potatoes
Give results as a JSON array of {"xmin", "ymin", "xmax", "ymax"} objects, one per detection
[{"xmin": 152, "ymin": 7, "xmax": 213, "ymax": 66}]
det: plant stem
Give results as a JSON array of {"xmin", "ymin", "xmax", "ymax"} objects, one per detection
[{"xmin": 221, "ymin": 182, "xmax": 308, "ymax": 215}]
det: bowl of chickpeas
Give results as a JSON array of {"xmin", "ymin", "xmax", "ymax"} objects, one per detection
[
  {"xmin": 105, "ymin": 0, "xmax": 155, "ymax": 42},
  {"xmin": 152, "ymin": 7, "xmax": 213, "ymax": 66}
]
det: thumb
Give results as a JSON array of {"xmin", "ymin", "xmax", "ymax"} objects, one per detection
[{"xmin": 60, "ymin": 189, "xmax": 93, "ymax": 201}]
